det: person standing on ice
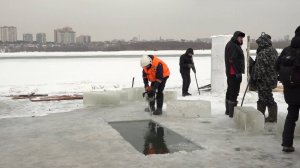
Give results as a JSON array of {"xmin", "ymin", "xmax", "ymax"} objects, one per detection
[
  {"xmin": 140, "ymin": 55, "xmax": 170, "ymax": 115},
  {"xmin": 252, "ymin": 33, "xmax": 278, "ymax": 122},
  {"xmin": 276, "ymin": 26, "xmax": 300, "ymax": 153},
  {"xmin": 224, "ymin": 31, "xmax": 245, "ymax": 118},
  {"xmin": 179, "ymin": 48, "xmax": 196, "ymax": 96}
]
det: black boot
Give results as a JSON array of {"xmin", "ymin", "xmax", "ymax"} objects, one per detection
[
  {"xmin": 182, "ymin": 92, "xmax": 192, "ymax": 97},
  {"xmin": 282, "ymin": 146, "xmax": 295, "ymax": 153},
  {"xmin": 257, "ymin": 101, "xmax": 266, "ymax": 116},
  {"xmin": 153, "ymin": 108, "xmax": 162, "ymax": 115},
  {"xmin": 266, "ymin": 103, "xmax": 277, "ymax": 122},
  {"xmin": 228, "ymin": 100, "xmax": 238, "ymax": 118},
  {"xmin": 225, "ymin": 99, "xmax": 229, "ymax": 115}
]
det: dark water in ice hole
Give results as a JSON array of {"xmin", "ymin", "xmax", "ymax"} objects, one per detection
[{"xmin": 109, "ymin": 120, "xmax": 203, "ymax": 155}]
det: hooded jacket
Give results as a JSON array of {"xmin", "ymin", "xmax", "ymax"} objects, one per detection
[
  {"xmin": 179, "ymin": 48, "xmax": 194, "ymax": 73},
  {"xmin": 225, "ymin": 31, "xmax": 245, "ymax": 77},
  {"xmin": 252, "ymin": 33, "xmax": 278, "ymax": 89},
  {"xmin": 276, "ymin": 26, "xmax": 300, "ymax": 104}
]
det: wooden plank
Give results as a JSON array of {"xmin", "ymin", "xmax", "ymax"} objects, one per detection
[{"xmin": 30, "ymin": 95, "xmax": 83, "ymax": 102}]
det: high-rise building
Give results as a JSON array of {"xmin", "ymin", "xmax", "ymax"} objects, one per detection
[
  {"xmin": 0, "ymin": 26, "xmax": 17, "ymax": 42},
  {"xmin": 76, "ymin": 35, "xmax": 91, "ymax": 44},
  {"xmin": 54, "ymin": 27, "xmax": 76, "ymax": 44},
  {"xmin": 36, "ymin": 33, "xmax": 46, "ymax": 44},
  {"xmin": 23, "ymin": 33, "xmax": 33, "ymax": 42}
]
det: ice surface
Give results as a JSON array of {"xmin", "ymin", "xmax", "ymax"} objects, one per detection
[
  {"xmin": 234, "ymin": 106, "xmax": 264, "ymax": 133},
  {"xmin": 277, "ymin": 113, "xmax": 300, "ymax": 136},
  {"xmin": 1, "ymin": 53, "xmax": 299, "ymax": 168},
  {"xmin": 83, "ymin": 91, "xmax": 121, "ymax": 106},
  {"xmin": 166, "ymin": 100, "xmax": 211, "ymax": 118},
  {"xmin": 211, "ymin": 35, "xmax": 248, "ymax": 93},
  {"xmin": 164, "ymin": 91, "xmax": 177, "ymax": 102}
]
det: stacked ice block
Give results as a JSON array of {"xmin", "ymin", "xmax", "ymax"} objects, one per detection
[
  {"xmin": 233, "ymin": 106, "xmax": 265, "ymax": 133},
  {"xmin": 83, "ymin": 87, "xmax": 145, "ymax": 106},
  {"xmin": 83, "ymin": 91, "xmax": 121, "ymax": 106},
  {"xmin": 166, "ymin": 100, "xmax": 211, "ymax": 118},
  {"xmin": 164, "ymin": 91, "xmax": 177, "ymax": 102}
]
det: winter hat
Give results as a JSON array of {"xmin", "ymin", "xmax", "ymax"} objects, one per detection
[
  {"xmin": 295, "ymin": 26, "xmax": 300, "ymax": 37},
  {"xmin": 256, "ymin": 32, "xmax": 272, "ymax": 48}
]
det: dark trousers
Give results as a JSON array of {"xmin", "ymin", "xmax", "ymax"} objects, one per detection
[
  {"xmin": 282, "ymin": 104, "xmax": 300, "ymax": 147},
  {"xmin": 257, "ymin": 82, "xmax": 276, "ymax": 106},
  {"xmin": 180, "ymin": 71, "xmax": 191, "ymax": 94},
  {"xmin": 225, "ymin": 76, "xmax": 242, "ymax": 102},
  {"xmin": 150, "ymin": 77, "xmax": 168, "ymax": 109}
]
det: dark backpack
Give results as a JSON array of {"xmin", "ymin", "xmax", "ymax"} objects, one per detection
[{"xmin": 278, "ymin": 48, "xmax": 300, "ymax": 86}]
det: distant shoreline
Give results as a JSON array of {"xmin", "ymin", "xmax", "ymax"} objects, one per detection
[{"xmin": 0, "ymin": 49, "xmax": 282, "ymax": 59}]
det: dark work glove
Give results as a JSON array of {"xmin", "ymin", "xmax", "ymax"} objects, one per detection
[{"xmin": 235, "ymin": 73, "xmax": 242, "ymax": 79}]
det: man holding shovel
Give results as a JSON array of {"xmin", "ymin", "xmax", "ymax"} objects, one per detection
[{"xmin": 179, "ymin": 48, "xmax": 197, "ymax": 96}]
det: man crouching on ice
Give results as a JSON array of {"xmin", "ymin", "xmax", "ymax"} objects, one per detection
[{"xmin": 140, "ymin": 55, "xmax": 170, "ymax": 115}]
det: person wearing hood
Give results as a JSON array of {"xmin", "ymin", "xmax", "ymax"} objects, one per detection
[
  {"xmin": 179, "ymin": 48, "xmax": 196, "ymax": 96},
  {"xmin": 277, "ymin": 26, "xmax": 300, "ymax": 153},
  {"xmin": 224, "ymin": 31, "xmax": 245, "ymax": 118},
  {"xmin": 252, "ymin": 33, "xmax": 278, "ymax": 122}
]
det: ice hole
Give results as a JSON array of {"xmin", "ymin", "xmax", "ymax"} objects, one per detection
[{"xmin": 109, "ymin": 120, "xmax": 203, "ymax": 155}]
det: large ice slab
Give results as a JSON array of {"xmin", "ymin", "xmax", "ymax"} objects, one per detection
[
  {"xmin": 122, "ymin": 87, "xmax": 144, "ymax": 102},
  {"xmin": 233, "ymin": 107, "xmax": 264, "ymax": 133},
  {"xmin": 211, "ymin": 35, "xmax": 249, "ymax": 93},
  {"xmin": 166, "ymin": 100, "xmax": 211, "ymax": 118},
  {"xmin": 83, "ymin": 91, "xmax": 121, "ymax": 106},
  {"xmin": 277, "ymin": 113, "xmax": 300, "ymax": 136},
  {"xmin": 164, "ymin": 91, "xmax": 177, "ymax": 102}
]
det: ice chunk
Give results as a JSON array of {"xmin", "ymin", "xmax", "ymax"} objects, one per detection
[
  {"xmin": 166, "ymin": 100, "xmax": 211, "ymax": 118},
  {"xmin": 277, "ymin": 113, "xmax": 300, "ymax": 136},
  {"xmin": 122, "ymin": 87, "xmax": 144, "ymax": 102},
  {"xmin": 83, "ymin": 91, "xmax": 121, "ymax": 106},
  {"xmin": 233, "ymin": 107, "xmax": 264, "ymax": 133},
  {"xmin": 119, "ymin": 90, "xmax": 129, "ymax": 102},
  {"xmin": 211, "ymin": 35, "xmax": 248, "ymax": 93},
  {"xmin": 164, "ymin": 91, "xmax": 177, "ymax": 102}
]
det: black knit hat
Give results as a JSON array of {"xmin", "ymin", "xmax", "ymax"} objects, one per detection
[{"xmin": 295, "ymin": 26, "xmax": 300, "ymax": 37}]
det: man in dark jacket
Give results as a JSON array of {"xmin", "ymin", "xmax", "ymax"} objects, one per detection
[
  {"xmin": 179, "ymin": 48, "xmax": 196, "ymax": 96},
  {"xmin": 252, "ymin": 33, "xmax": 278, "ymax": 122},
  {"xmin": 277, "ymin": 26, "xmax": 300, "ymax": 153},
  {"xmin": 225, "ymin": 31, "xmax": 245, "ymax": 118}
]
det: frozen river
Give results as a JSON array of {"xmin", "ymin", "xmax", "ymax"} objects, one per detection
[{"xmin": 0, "ymin": 53, "xmax": 211, "ymax": 95}]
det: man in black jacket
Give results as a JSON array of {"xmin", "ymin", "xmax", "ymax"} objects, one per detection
[
  {"xmin": 277, "ymin": 26, "xmax": 300, "ymax": 153},
  {"xmin": 224, "ymin": 31, "xmax": 245, "ymax": 118},
  {"xmin": 179, "ymin": 48, "xmax": 196, "ymax": 96}
]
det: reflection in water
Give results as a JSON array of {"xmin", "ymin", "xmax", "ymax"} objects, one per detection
[
  {"xmin": 143, "ymin": 121, "xmax": 169, "ymax": 155},
  {"xmin": 109, "ymin": 120, "xmax": 202, "ymax": 155}
]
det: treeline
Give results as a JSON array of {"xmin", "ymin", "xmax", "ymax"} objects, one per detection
[
  {"xmin": 0, "ymin": 39, "xmax": 291, "ymax": 52},
  {"xmin": 0, "ymin": 40, "xmax": 211, "ymax": 52},
  {"xmin": 250, "ymin": 40, "xmax": 291, "ymax": 50}
]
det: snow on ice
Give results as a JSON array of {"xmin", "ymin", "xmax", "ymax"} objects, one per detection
[{"xmin": 0, "ymin": 50, "xmax": 299, "ymax": 168}]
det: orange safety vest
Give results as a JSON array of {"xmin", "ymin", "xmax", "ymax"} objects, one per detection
[{"xmin": 143, "ymin": 56, "xmax": 170, "ymax": 82}]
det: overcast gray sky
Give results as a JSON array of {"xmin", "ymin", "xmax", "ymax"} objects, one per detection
[{"xmin": 0, "ymin": 0, "xmax": 299, "ymax": 41}]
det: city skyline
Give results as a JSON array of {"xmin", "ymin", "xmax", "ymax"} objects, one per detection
[{"xmin": 1, "ymin": 0, "xmax": 299, "ymax": 41}]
